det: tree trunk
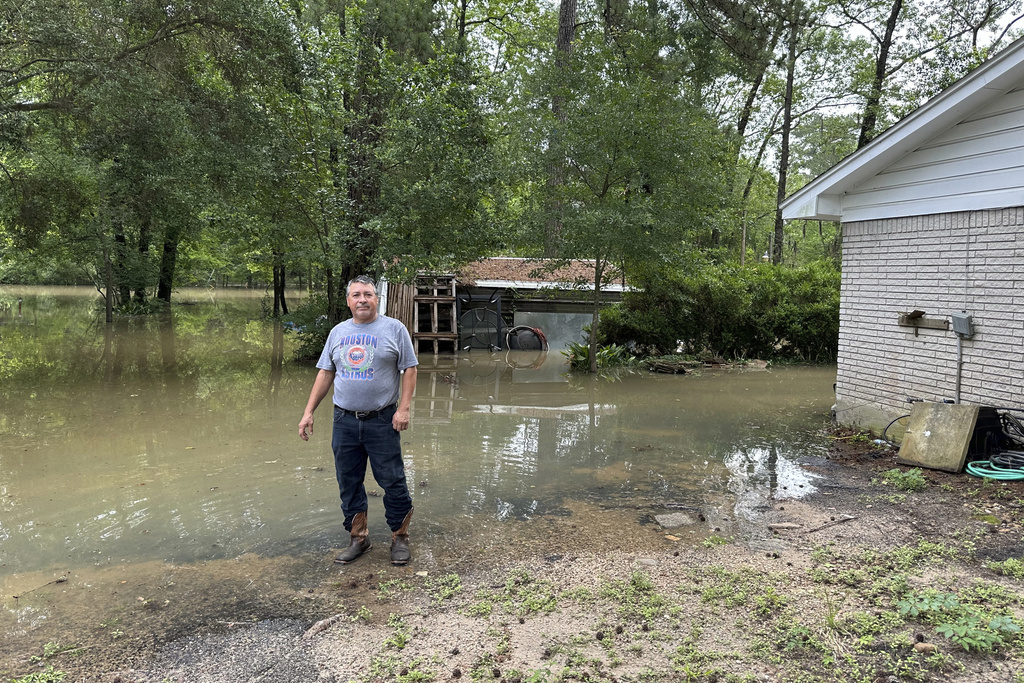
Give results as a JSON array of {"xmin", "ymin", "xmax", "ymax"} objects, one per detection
[
  {"xmin": 545, "ymin": 0, "xmax": 577, "ymax": 257},
  {"xmin": 555, "ymin": 0, "xmax": 577, "ymax": 69},
  {"xmin": 342, "ymin": 42, "xmax": 383, "ymax": 290},
  {"xmin": 603, "ymin": 0, "xmax": 626, "ymax": 44},
  {"xmin": 156, "ymin": 231, "xmax": 179, "ymax": 303},
  {"xmin": 773, "ymin": 9, "xmax": 800, "ymax": 266},
  {"xmin": 457, "ymin": 0, "xmax": 469, "ymax": 47},
  {"xmin": 278, "ymin": 264, "xmax": 289, "ymax": 315},
  {"xmin": 102, "ymin": 243, "xmax": 114, "ymax": 323},
  {"xmin": 113, "ymin": 224, "xmax": 131, "ymax": 305},
  {"xmin": 134, "ymin": 213, "xmax": 151, "ymax": 304},
  {"xmin": 272, "ymin": 252, "xmax": 287, "ymax": 317},
  {"xmin": 857, "ymin": 0, "xmax": 902, "ymax": 148},
  {"xmin": 589, "ymin": 258, "xmax": 605, "ymax": 373},
  {"xmin": 273, "ymin": 260, "xmax": 281, "ymax": 317}
]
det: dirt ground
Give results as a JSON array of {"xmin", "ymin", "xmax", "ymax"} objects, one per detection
[{"xmin": 8, "ymin": 430, "xmax": 1024, "ymax": 683}]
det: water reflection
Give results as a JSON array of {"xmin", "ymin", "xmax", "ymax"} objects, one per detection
[{"xmin": 0, "ymin": 286, "xmax": 836, "ymax": 580}]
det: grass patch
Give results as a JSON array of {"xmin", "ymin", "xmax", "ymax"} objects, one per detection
[
  {"xmin": 879, "ymin": 467, "xmax": 927, "ymax": 492},
  {"xmin": 424, "ymin": 573, "xmax": 462, "ymax": 605},
  {"xmin": 600, "ymin": 571, "xmax": 670, "ymax": 624},
  {"xmin": 987, "ymin": 557, "xmax": 1024, "ymax": 580}
]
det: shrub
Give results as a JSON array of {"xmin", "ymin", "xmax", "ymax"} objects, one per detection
[
  {"xmin": 286, "ymin": 293, "xmax": 339, "ymax": 362},
  {"xmin": 599, "ymin": 261, "xmax": 839, "ymax": 361},
  {"xmin": 562, "ymin": 340, "xmax": 637, "ymax": 371}
]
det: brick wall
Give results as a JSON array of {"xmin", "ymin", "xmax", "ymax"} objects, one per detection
[{"xmin": 837, "ymin": 207, "xmax": 1024, "ymax": 432}]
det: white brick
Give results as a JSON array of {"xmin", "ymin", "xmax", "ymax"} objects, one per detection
[{"xmin": 838, "ymin": 207, "xmax": 1024, "ymax": 431}]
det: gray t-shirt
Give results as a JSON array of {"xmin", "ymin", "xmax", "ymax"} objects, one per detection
[{"xmin": 316, "ymin": 314, "xmax": 418, "ymax": 411}]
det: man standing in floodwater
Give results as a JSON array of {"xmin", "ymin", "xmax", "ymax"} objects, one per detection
[{"xmin": 298, "ymin": 275, "xmax": 418, "ymax": 565}]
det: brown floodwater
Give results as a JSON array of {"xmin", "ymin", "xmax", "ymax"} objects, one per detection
[{"xmin": 0, "ymin": 286, "xmax": 836, "ymax": 673}]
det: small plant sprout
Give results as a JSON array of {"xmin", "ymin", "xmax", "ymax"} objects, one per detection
[
  {"xmin": 881, "ymin": 468, "xmax": 927, "ymax": 492},
  {"xmin": 701, "ymin": 534, "xmax": 729, "ymax": 548}
]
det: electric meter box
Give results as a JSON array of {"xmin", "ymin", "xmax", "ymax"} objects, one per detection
[{"xmin": 951, "ymin": 312, "xmax": 973, "ymax": 338}]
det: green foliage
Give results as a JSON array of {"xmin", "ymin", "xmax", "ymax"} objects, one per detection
[
  {"xmin": 377, "ymin": 578, "xmax": 414, "ymax": 602},
  {"xmin": 935, "ymin": 615, "xmax": 1020, "ymax": 652},
  {"xmin": 897, "ymin": 591, "xmax": 960, "ymax": 619},
  {"xmin": 0, "ymin": 0, "xmax": 300, "ymax": 301},
  {"xmin": 701, "ymin": 535, "xmax": 729, "ymax": 548},
  {"xmin": 987, "ymin": 557, "xmax": 1024, "ymax": 581},
  {"xmin": 896, "ymin": 588, "xmax": 1022, "ymax": 652},
  {"xmin": 599, "ymin": 572, "xmax": 669, "ymax": 623},
  {"xmin": 467, "ymin": 569, "xmax": 559, "ymax": 619},
  {"xmin": 754, "ymin": 587, "xmax": 787, "ymax": 616},
  {"xmin": 285, "ymin": 294, "xmax": 337, "ymax": 362},
  {"xmin": 3, "ymin": 0, "xmax": 1019, "ymax": 345},
  {"xmin": 561, "ymin": 341, "xmax": 636, "ymax": 371},
  {"xmin": 599, "ymin": 261, "xmax": 840, "ymax": 360},
  {"xmin": 987, "ymin": 558, "xmax": 1024, "ymax": 580},
  {"xmin": 385, "ymin": 613, "xmax": 411, "ymax": 650},
  {"xmin": 425, "ymin": 573, "xmax": 463, "ymax": 605},
  {"xmin": 28, "ymin": 642, "xmax": 79, "ymax": 664},
  {"xmin": 880, "ymin": 468, "xmax": 928, "ymax": 492},
  {"xmin": 10, "ymin": 668, "xmax": 66, "ymax": 683}
]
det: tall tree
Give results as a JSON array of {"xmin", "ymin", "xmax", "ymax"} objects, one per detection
[
  {"xmin": 0, "ymin": 0, "xmax": 296, "ymax": 305},
  {"xmin": 530, "ymin": 24, "xmax": 729, "ymax": 371},
  {"xmin": 543, "ymin": 0, "xmax": 578, "ymax": 256},
  {"xmin": 772, "ymin": 0, "xmax": 808, "ymax": 265},
  {"xmin": 838, "ymin": 0, "xmax": 1024, "ymax": 147}
]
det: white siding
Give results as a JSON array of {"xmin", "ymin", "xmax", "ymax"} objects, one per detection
[
  {"xmin": 836, "ymin": 207, "xmax": 1024, "ymax": 432},
  {"xmin": 839, "ymin": 86, "xmax": 1024, "ymax": 223}
]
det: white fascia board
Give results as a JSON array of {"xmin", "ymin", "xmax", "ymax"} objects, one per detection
[
  {"xmin": 841, "ymin": 187, "xmax": 1024, "ymax": 222},
  {"xmin": 781, "ymin": 36, "xmax": 1024, "ymax": 222}
]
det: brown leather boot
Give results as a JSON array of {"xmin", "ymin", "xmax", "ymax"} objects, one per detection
[
  {"xmin": 390, "ymin": 509, "xmax": 413, "ymax": 565},
  {"xmin": 334, "ymin": 511, "xmax": 371, "ymax": 564}
]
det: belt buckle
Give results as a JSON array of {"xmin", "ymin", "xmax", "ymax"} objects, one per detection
[{"xmin": 354, "ymin": 410, "xmax": 370, "ymax": 419}]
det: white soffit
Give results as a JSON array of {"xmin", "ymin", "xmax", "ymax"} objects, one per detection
[{"xmin": 781, "ymin": 36, "xmax": 1024, "ymax": 222}]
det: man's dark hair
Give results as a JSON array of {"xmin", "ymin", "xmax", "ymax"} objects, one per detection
[{"xmin": 346, "ymin": 275, "xmax": 377, "ymax": 296}]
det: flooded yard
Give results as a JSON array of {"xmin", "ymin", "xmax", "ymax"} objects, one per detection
[{"xmin": 0, "ymin": 286, "xmax": 837, "ymax": 675}]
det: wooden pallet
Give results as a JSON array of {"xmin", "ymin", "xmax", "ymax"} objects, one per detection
[{"xmin": 412, "ymin": 275, "xmax": 458, "ymax": 354}]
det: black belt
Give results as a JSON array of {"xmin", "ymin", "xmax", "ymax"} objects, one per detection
[{"xmin": 335, "ymin": 404, "xmax": 396, "ymax": 420}]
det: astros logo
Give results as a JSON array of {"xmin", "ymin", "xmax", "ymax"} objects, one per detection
[{"xmin": 344, "ymin": 344, "xmax": 373, "ymax": 371}]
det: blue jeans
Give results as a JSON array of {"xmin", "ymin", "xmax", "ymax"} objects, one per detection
[{"xmin": 331, "ymin": 405, "xmax": 413, "ymax": 532}]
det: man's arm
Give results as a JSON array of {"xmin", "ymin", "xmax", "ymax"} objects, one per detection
[
  {"xmin": 299, "ymin": 368, "xmax": 335, "ymax": 440},
  {"xmin": 392, "ymin": 366, "xmax": 417, "ymax": 432}
]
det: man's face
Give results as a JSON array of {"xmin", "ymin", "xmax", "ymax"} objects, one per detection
[{"xmin": 347, "ymin": 282, "xmax": 379, "ymax": 323}]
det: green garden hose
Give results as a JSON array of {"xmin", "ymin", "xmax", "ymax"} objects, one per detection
[{"xmin": 965, "ymin": 460, "xmax": 1024, "ymax": 480}]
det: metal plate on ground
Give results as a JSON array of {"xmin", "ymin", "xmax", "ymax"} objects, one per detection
[{"xmin": 896, "ymin": 402, "xmax": 979, "ymax": 473}]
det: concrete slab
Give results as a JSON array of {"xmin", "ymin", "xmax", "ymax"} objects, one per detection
[{"xmin": 896, "ymin": 402, "xmax": 979, "ymax": 473}]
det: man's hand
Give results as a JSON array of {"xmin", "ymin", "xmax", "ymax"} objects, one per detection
[
  {"xmin": 392, "ymin": 407, "xmax": 411, "ymax": 432},
  {"xmin": 299, "ymin": 369, "xmax": 335, "ymax": 442},
  {"xmin": 299, "ymin": 412, "xmax": 314, "ymax": 441}
]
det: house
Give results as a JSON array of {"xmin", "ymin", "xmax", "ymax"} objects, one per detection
[{"xmin": 781, "ymin": 36, "xmax": 1024, "ymax": 433}]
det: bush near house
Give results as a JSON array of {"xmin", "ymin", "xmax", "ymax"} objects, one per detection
[{"xmin": 599, "ymin": 262, "xmax": 840, "ymax": 361}]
